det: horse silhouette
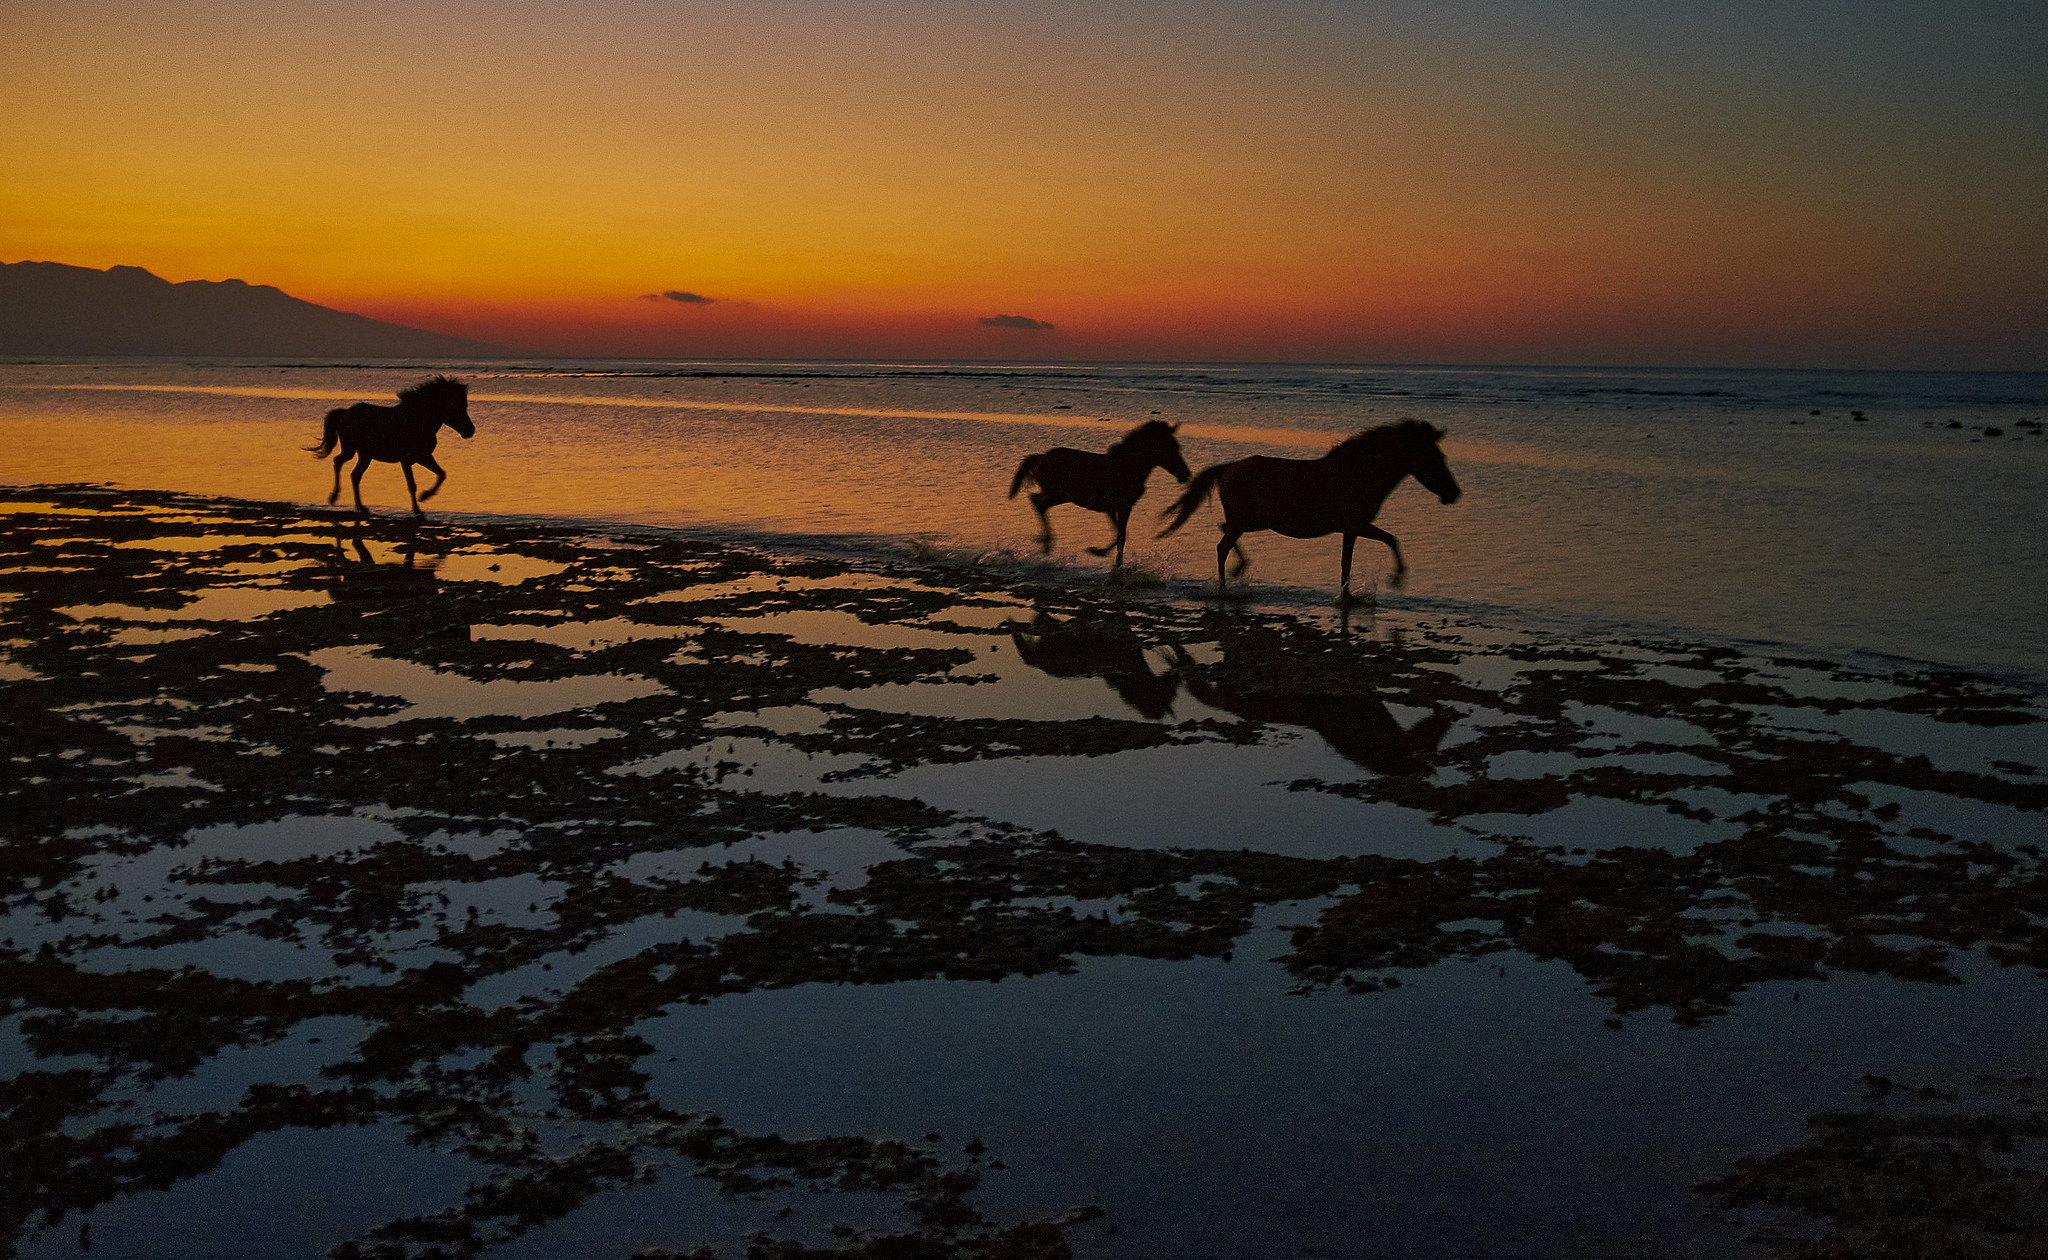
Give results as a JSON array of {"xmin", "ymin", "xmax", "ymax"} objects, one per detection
[
  {"xmin": 1009, "ymin": 609, "xmax": 1179, "ymax": 719},
  {"xmin": 1009, "ymin": 419, "xmax": 1191, "ymax": 568},
  {"xmin": 1169, "ymin": 629, "xmax": 1456, "ymax": 777},
  {"xmin": 307, "ymin": 376, "xmax": 475, "ymax": 516},
  {"xmin": 1158, "ymin": 419, "xmax": 1460, "ymax": 599}
]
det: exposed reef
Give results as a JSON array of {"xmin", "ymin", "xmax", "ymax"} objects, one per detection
[{"xmin": 3, "ymin": 486, "xmax": 2044, "ymax": 1258}]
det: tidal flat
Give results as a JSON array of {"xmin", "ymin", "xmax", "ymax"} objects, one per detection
[{"xmin": 3, "ymin": 485, "xmax": 2046, "ymax": 1260}]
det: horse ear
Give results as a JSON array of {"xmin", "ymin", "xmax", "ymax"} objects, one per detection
[
  {"xmin": 1171, "ymin": 422, "xmax": 1181, "ymax": 433},
  {"xmin": 1431, "ymin": 424, "xmax": 1446, "ymax": 440}
]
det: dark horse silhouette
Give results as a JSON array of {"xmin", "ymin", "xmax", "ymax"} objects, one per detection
[
  {"xmin": 307, "ymin": 376, "xmax": 475, "ymax": 516},
  {"xmin": 1010, "ymin": 609, "xmax": 1179, "ymax": 719},
  {"xmin": 1008, "ymin": 419, "xmax": 1192, "ymax": 568},
  {"xmin": 1158, "ymin": 419, "xmax": 1459, "ymax": 599},
  {"xmin": 1170, "ymin": 624, "xmax": 1457, "ymax": 777}
]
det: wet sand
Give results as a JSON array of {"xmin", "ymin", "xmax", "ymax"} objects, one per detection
[{"xmin": 3, "ymin": 485, "xmax": 2045, "ymax": 1259}]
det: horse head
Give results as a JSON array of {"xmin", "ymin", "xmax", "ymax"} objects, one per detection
[
  {"xmin": 400, "ymin": 375, "xmax": 476, "ymax": 439},
  {"xmin": 1405, "ymin": 421, "xmax": 1459, "ymax": 504},
  {"xmin": 1123, "ymin": 419, "xmax": 1191, "ymax": 483}
]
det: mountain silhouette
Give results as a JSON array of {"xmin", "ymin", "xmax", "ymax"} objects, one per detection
[{"xmin": 0, "ymin": 261, "xmax": 516, "ymax": 357}]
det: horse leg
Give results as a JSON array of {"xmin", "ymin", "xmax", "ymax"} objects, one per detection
[
  {"xmin": 1086, "ymin": 509, "xmax": 1127, "ymax": 562},
  {"xmin": 1029, "ymin": 492, "xmax": 1055, "ymax": 553},
  {"xmin": 1340, "ymin": 533, "xmax": 1357, "ymax": 601},
  {"xmin": 1215, "ymin": 527, "xmax": 1242, "ymax": 595},
  {"xmin": 1114, "ymin": 509, "xmax": 1129, "ymax": 569},
  {"xmin": 401, "ymin": 462, "xmax": 423, "ymax": 517},
  {"xmin": 417, "ymin": 453, "xmax": 447, "ymax": 501},
  {"xmin": 1360, "ymin": 523, "xmax": 1406, "ymax": 586},
  {"xmin": 329, "ymin": 455, "xmax": 346, "ymax": 506},
  {"xmin": 350, "ymin": 454, "xmax": 372, "ymax": 514}
]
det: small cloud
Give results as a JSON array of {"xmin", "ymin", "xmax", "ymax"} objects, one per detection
[
  {"xmin": 980, "ymin": 314, "xmax": 1054, "ymax": 331},
  {"xmin": 640, "ymin": 290, "xmax": 716, "ymax": 304}
]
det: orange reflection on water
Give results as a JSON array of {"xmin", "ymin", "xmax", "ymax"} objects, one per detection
[{"xmin": 25, "ymin": 382, "xmax": 1333, "ymax": 449}]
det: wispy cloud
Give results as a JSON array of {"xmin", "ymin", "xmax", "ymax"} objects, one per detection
[
  {"xmin": 641, "ymin": 290, "xmax": 716, "ymax": 305},
  {"xmin": 980, "ymin": 314, "xmax": 1054, "ymax": 331}
]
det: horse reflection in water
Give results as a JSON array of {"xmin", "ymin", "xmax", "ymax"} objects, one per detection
[
  {"xmin": 308, "ymin": 376, "xmax": 475, "ymax": 516},
  {"xmin": 324, "ymin": 530, "xmax": 442, "ymax": 602},
  {"xmin": 1009, "ymin": 420, "xmax": 1191, "ymax": 568},
  {"xmin": 1010, "ymin": 610, "xmax": 1179, "ymax": 719},
  {"xmin": 1159, "ymin": 419, "xmax": 1460, "ymax": 600},
  {"xmin": 1170, "ymin": 645, "xmax": 1457, "ymax": 778},
  {"xmin": 1009, "ymin": 612, "xmax": 1455, "ymax": 775}
]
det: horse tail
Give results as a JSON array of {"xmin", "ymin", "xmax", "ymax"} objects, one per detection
[
  {"xmin": 307, "ymin": 408, "xmax": 345, "ymax": 458},
  {"xmin": 1008, "ymin": 454, "xmax": 1040, "ymax": 499},
  {"xmin": 1156, "ymin": 464, "xmax": 1224, "ymax": 537}
]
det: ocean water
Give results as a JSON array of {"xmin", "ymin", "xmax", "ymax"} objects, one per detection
[{"xmin": 2, "ymin": 357, "xmax": 2044, "ymax": 677}]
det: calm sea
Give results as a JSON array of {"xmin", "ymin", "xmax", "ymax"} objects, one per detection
[{"xmin": 3, "ymin": 357, "xmax": 2044, "ymax": 678}]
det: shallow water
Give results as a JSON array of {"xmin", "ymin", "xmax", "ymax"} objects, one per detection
[
  {"xmin": 5, "ymin": 488, "xmax": 2046, "ymax": 1258},
  {"xmin": 3, "ymin": 358, "xmax": 2044, "ymax": 677}
]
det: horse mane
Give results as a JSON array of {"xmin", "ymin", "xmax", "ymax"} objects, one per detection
[
  {"xmin": 1326, "ymin": 418, "xmax": 1443, "ymax": 463},
  {"xmin": 1108, "ymin": 418, "xmax": 1176, "ymax": 454},
  {"xmin": 397, "ymin": 375, "xmax": 467, "ymax": 405}
]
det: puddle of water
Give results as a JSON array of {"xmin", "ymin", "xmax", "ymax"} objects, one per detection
[
  {"xmin": 927, "ymin": 602, "xmax": 1034, "ymax": 629},
  {"xmin": 108, "ymin": 626, "xmax": 215, "ymax": 643},
  {"xmin": 713, "ymin": 827, "xmax": 907, "ymax": 906},
  {"xmin": 202, "ymin": 560, "xmax": 316, "ymax": 577},
  {"xmin": 840, "ymin": 739, "xmax": 1492, "ymax": 861},
  {"xmin": 707, "ymin": 705, "xmax": 831, "ymax": 736},
  {"xmin": 434, "ymin": 553, "xmax": 570, "ymax": 584},
  {"xmin": 472, "ymin": 619, "xmax": 698, "ymax": 651},
  {"xmin": 60, "ymin": 588, "xmax": 330, "ymax": 623},
  {"xmin": 1417, "ymin": 655, "xmax": 1526, "ymax": 692},
  {"xmin": 475, "ymin": 726, "xmax": 626, "ymax": 748},
  {"xmin": 110, "ymin": 535, "xmax": 312, "ymax": 552},
  {"xmin": 1854, "ymin": 782, "xmax": 2044, "ymax": 853},
  {"xmin": 860, "ymin": 631, "xmax": 1212, "ymax": 723},
  {"xmin": 305, "ymin": 646, "xmax": 668, "ymax": 725},
  {"xmin": 713, "ymin": 608, "xmax": 983, "ymax": 652},
  {"xmin": 614, "ymin": 735, "xmax": 871, "ymax": 792},
  {"xmin": 0, "ymin": 502, "xmax": 147, "ymax": 516},
  {"xmin": 179, "ymin": 816, "xmax": 412, "ymax": 865},
  {"xmin": 1561, "ymin": 703, "xmax": 1716, "ymax": 747},
  {"xmin": 1462, "ymin": 794, "xmax": 1743, "ymax": 855},
  {"xmin": 637, "ymin": 571, "xmax": 926, "ymax": 603},
  {"xmin": 1750, "ymin": 704, "xmax": 2048, "ymax": 775}
]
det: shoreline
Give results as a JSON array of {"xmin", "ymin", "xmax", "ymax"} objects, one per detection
[{"xmin": 14, "ymin": 477, "xmax": 2044, "ymax": 692}]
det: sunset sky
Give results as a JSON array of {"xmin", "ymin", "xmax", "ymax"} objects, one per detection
[{"xmin": 4, "ymin": 0, "xmax": 2044, "ymax": 366}]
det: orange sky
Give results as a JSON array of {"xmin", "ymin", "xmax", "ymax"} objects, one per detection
[{"xmin": 4, "ymin": 1, "xmax": 2044, "ymax": 366}]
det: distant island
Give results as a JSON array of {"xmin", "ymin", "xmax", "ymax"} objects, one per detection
[{"xmin": 0, "ymin": 261, "xmax": 516, "ymax": 357}]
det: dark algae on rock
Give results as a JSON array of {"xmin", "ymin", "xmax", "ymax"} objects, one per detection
[{"xmin": 2, "ymin": 485, "xmax": 2045, "ymax": 1257}]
